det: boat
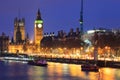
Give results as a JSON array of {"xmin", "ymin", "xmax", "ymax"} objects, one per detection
[
  {"xmin": 28, "ymin": 59, "xmax": 48, "ymax": 66},
  {"xmin": 81, "ymin": 63, "xmax": 99, "ymax": 72},
  {"xmin": 1, "ymin": 54, "xmax": 33, "ymax": 62}
]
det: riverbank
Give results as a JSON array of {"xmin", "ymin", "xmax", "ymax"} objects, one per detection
[
  {"xmin": 41, "ymin": 57, "xmax": 120, "ymax": 68},
  {"xmin": 0, "ymin": 53, "xmax": 120, "ymax": 68}
]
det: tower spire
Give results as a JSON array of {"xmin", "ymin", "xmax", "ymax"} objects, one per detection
[
  {"xmin": 36, "ymin": 9, "xmax": 42, "ymax": 20},
  {"xmin": 80, "ymin": 0, "xmax": 84, "ymax": 36}
]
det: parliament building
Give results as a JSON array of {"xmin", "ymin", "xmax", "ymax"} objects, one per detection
[{"xmin": 9, "ymin": 9, "xmax": 43, "ymax": 53}]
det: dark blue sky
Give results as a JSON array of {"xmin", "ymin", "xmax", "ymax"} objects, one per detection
[{"xmin": 0, "ymin": 0, "xmax": 120, "ymax": 40}]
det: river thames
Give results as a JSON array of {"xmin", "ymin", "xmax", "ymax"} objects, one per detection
[{"xmin": 0, "ymin": 60, "xmax": 120, "ymax": 80}]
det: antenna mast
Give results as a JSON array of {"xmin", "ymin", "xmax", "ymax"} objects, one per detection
[
  {"xmin": 18, "ymin": 8, "xmax": 21, "ymax": 18},
  {"xmin": 80, "ymin": 0, "xmax": 84, "ymax": 36}
]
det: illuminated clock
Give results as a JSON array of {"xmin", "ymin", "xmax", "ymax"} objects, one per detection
[{"xmin": 38, "ymin": 24, "xmax": 42, "ymax": 28}]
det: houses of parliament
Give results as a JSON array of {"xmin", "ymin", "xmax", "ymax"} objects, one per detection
[
  {"xmin": 0, "ymin": 8, "xmax": 84, "ymax": 54},
  {"xmin": 0, "ymin": 9, "xmax": 43, "ymax": 53},
  {"xmin": 0, "ymin": 0, "xmax": 85, "ymax": 54}
]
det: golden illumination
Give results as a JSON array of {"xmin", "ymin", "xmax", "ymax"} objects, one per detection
[
  {"xmin": 9, "ymin": 44, "xmax": 23, "ymax": 53},
  {"xmin": 30, "ymin": 40, "xmax": 33, "ymax": 44},
  {"xmin": 99, "ymin": 68, "xmax": 115, "ymax": 80}
]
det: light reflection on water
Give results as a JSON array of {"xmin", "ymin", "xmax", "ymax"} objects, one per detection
[{"xmin": 0, "ymin": 61, "xmax": 120, "ymax": 80}]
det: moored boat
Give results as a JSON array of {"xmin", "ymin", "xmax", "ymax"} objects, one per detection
[
  {"xmin": 28, "ymin": 59, "xmax": 48, "ymax": 66},
  {"xmin": 81, "ymin": 63, "xmax": 99, "ymax": 72}
]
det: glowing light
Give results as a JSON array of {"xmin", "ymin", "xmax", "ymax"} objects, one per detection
[
  {"xmin": 87, "ymin": 29, "xmax": 106, "ymax": 34},
  {"xmin": 105, "ymin": 46, "xmax": 108, "ymax": 49},
  {"xmin": 80, "ymin": 21, "xmax": 83, "ymax": 24},
  {"xmin": 80, "ymin": 47, "xmax": 83, "ymax": 50},
  {"xmin": 30, "ymin": 40, "xmax": 33, "ymax": 44},
  {"xmin": 35, "ymin": 20, "xmax": 43, "ymax": 24}
]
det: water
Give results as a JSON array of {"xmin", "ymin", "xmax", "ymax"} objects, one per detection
[{"xmin": 0, "ymin": 60, "xmax": 120, "ymax": 80}]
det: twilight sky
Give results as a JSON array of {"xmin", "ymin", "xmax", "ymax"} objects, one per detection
[{"xmin": 0, "ymin": 0, "xmax": 120, "ymax": 40}]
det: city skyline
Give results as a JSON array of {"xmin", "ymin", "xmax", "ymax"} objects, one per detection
[{"xmin": 0, "ymin": 0, "xmax": 120, "ymax": 40}]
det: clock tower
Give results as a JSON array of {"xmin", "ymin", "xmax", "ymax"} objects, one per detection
[{"xmin": 34, "ymin": 9, "xmax": 43, "ymax": 46}]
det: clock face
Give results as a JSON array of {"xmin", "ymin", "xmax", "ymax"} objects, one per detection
[{"xmin": 38, "ymin": 24, "xmax": 42, "ymax": 28}]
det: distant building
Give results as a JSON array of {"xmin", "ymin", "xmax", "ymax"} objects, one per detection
[
  {"xmin": 0, "ymin": 33, "xmax": 9, "ymax": 53},
  {"xmin": 41, "ymin": 28, "xmax": 84, "ymax": 48},
  {"xmin": 83, "ymin": 28, "xmax": 120, "ymax": 48}
]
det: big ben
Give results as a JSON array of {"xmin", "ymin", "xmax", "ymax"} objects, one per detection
[{"xmin": 34, "ymin": 9, "xmax": 43, "ymax": 46}]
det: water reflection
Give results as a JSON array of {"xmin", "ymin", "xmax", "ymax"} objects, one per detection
[
  {"xmin": 99, "ymin": 68, "xmax": 120, "ymax": 80},
  {"xmin": 0, "ymin": 61, "xmax": 120, "ymax": 80},
  {"xmin": 42, "ymin": 62, "xmax": 100, "ymax": 80}
]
